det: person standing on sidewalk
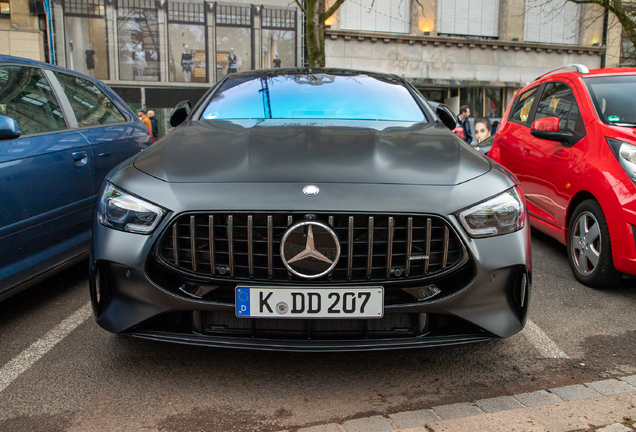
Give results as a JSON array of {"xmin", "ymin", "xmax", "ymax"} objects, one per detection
[
  {"xmin": 457, "ymin": 105, "xmax": 473, "ymax": 144},
  {"xmin": 147, "ymin": 110, "xmax": 159, "ymax": 140},
  {"xmin": 137, "ymin": 109, "xmax": 154, "ymax": 142}
]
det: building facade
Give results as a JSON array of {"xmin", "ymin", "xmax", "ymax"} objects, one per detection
[
  {"xmin": 51, "ymin": 0, "xmax": 301, "ymax": 134},
  {"xmin": 324, "ymin": 0, "xmax": 613, "ymax": 117},
  {"xmin": 43, "ymin": 0, "xmax": 628, "ymax": 127},
  {"xmin": 0, "ymin": 0, "xmax": 49, "ymax": 62}
]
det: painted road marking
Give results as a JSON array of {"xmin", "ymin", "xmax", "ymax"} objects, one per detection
[
  {"xmin": 0, "ymin": 303, "xmax": 92, "ymax": 393},
  {"xmin": 523, "ymin": 319, "xmax": 569, "ymax": 359}
]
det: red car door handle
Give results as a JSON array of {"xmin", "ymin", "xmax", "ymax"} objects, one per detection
[{"xmin": 523, "ymin": 147, "xmax": 530, "ymax": 154}]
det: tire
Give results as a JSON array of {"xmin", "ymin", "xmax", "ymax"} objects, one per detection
[{"xmin": 567, "ymin": 199, "xmax": 622, "ymax": 288}]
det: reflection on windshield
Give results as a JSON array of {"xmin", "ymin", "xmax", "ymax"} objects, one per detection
[
  {"xmin": 200, "ymin": 73, "xmax": 426, "ymax": 122},
  {"xmin": 585, "ymin": 75, "xmax": 636, "ymax": 126}
]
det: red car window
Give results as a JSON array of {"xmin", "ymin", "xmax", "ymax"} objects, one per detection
[
  {"xmin": 535, "ymin": 82, "xmax": 578, "ymax": 131},
  {"xmin": 510, "ymin": 87, "xmax": 539, "ymax": 125}
]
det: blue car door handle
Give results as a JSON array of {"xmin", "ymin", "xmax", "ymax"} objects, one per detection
[{"xmin": 72, "ymin": 151, "xmax": 88, "ymax": 166}]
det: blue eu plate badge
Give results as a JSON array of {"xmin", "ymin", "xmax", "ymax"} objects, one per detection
[{"xmin": 236, "ymin": 288, "xmax": 250, "ymax": 316}]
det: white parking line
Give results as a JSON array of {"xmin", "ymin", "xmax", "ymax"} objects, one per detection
[
  {"xmin": 0, "ymin": 303, "xmax": 92, "ymax": 393},
  {"xmin": 522, "ymin": 319, "xmax": 569, "ymax": 359}
]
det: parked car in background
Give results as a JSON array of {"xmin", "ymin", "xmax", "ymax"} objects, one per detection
[
  {"xmin": 0, "ymin": 55, "xmax": 152, "ymax": 301},
  {"xmin": 489, "ymin": 64, "xmax": 636, "ymax": 288},
  {"xmin": 91, "ymin": 68, "xmax": 530, "ymax": 351}
]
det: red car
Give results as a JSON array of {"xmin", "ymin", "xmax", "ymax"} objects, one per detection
[{"xmin": 489, "ymin": 64, "xmax": 636, "ymax": 288}]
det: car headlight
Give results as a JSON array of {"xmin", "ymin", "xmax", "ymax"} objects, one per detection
[
  {"xmin": 98, "ymin": 183, "xmax": 165, "ymax": 234},
  {"xmin": 606, "ymin": 138, "xmax": 636, "ymax": 183},
  {"xmin": 457, "ymin": 187, "xmax": 525, "ymax": 238}
]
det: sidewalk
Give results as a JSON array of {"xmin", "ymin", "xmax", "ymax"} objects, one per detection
[{"xmin": 288, "ymin": 375, "xmax": 636, "ymax": 432}]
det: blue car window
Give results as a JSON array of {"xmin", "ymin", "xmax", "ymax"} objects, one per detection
[
  {"xmin": 54, "ymin": 72, "xmax": 127, "ymax": 127},
  {"xmin": 201, "ymin": 73, "xmax": 426, "ymax": 122},
  {"xmin": 0, "ymin": 66, "xmax": 67, "ymax": 135}
]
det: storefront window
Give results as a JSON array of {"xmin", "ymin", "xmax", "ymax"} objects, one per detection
[
  {"xmin": 216, "ymin": 4, "xmax": 252, "ymax": 81},
  {"xmin": 117, "ymin": 0, "xmax": 160, "ymax": 82},
  {"xmin": 0, "ymin": 1, "xmax": 10, "ymax": 16},
  {"xmin": 460, "ymin": 87, "xmax": 484, "ymax": 117},
  {"xmin": 261, "ymin": 8, "xmax": 296, "ymax": 69},
  {"xmin": 168, "ymin": 2, "xmax": 207, "ymax": 83},
  {"xmin": 63, "ymin": 0, "xmax": 109, "ymax": 80},
  {"xmin": 485, "ymin": 87, "xmax": 503, "ymax": 117}
]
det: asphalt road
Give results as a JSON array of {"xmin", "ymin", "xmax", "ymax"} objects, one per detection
[{"xmin": 1, "ymin": 229, "xmax": 635, "ymax": 432}]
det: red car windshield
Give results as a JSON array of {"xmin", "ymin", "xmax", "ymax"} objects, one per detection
[{"xmin": 584, "ymin": 75, "xmax": 636, "ymax": 126}]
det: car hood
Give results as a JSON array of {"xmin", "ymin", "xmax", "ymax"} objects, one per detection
[{"xmin": 134, "ymin": 119, "xmax": 491, "ymax": 185}]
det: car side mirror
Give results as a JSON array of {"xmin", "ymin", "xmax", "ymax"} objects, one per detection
[
  {"xmin": 436, "ymin": 104, "xmax": 459, "ymax": 131},
  {"xmin": 170, "ymin": 100, "xmax": 192, "ymax": 128},
  {"xmin": 0, "ymin": 114, "xmax": 21, "ymax": 140},
  {"xmin": 530, "ymin": 116, "xmax": 573, "ymax": 145}
]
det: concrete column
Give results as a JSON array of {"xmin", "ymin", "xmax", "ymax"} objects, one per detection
[
  {"xmin": 157, "ymin": 6, "xmax": 168, "ymax": 82},
  {"xmin": 52, "ymin": 2, "xmax": 65, "ymax": 67},
  {"xmin": 106, "ymin": 3, "xmax": 118, "ymax": 81},
  {"xmin": 500, "ymin": 0, "xmax": 525, "ymax": 42},
  {"xmin": 253, "ymin": 5, "xmax": 261, "ymax": 70},
  {"xmin": 206, "ymin": 2, "xmax": 216, "ymax": 82},
  {"xmin": 578, "ymin": 3, "xmax": 604, "ymax": 47}
]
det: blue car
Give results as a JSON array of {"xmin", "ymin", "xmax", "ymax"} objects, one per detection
[{"xmin": 0, "ymin": 55, "xmax": 152, "ymax": 301}]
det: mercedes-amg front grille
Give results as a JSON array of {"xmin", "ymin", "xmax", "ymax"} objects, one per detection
[{"xmin": 155, "ymin": 213, "xmax": 466, "ymax": 283}]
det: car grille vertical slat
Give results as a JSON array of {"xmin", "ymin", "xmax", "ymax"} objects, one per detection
[
  {"xmin": 425, "ymin": 217, "xmax": 432, "ymax": 274},
  {"xmin": 443, "ymin": 226, "xmax": 449, "ymax": 268},
  {"xmin": 386, "ymin": 216, "xmax": 394, "ymax": 279},
  {"xmin": 248, "ymin": 215, "xmax": 253, "ymax": 278},
  {"xmin": 172, "ymin": 224, "xmax": 179, "ymax": 266},
  {"xmin": 209, "ymin": 215, "xmax": 215, "ymax": 274},
  {"xmin": 190, "ymin": 215, "xmax": 197, "ymax": 272},
  {"xmin": 406, "ymin": 217, "xmax": 413, "ymax": 277},
  {"xmin": 347, "ymin": 216, "xmax": 354, "ymax": 281},
  {"xmin": 158, "ymin": 213, "xmax": 464, "ymax": 283},
  {"xmin": 228, "ymin": 215, "xmax": 234, "ymax": 277},
  {"xmin": 267, "ymin": 215, "xmax": 273, "ymax": 280},
  {"xmin": 367, "ymin": 216, "xmax": 374, "ymax": 280}
]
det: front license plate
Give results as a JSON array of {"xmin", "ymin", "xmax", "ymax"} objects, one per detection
[{"xmin": 235, "ymin": 287, "xmax": 384, "ymax": 318}]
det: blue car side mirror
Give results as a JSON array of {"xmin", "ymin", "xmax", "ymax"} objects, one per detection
[{"xmin": 0, "ymin": 115, "xmax": 21, "ymax": 140}]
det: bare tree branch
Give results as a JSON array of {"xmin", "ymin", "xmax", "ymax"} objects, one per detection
[
  {"xmin": 320, "ymin": 0, "xmax": 347, "ymax": 20},
  {"xmin": 293, "ymin": 0, "xmax": 307, "ymax": 14}
]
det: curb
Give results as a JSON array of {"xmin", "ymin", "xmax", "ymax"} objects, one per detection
[{"xmin": 279, "ymin": 375, "xmax": 636, "ymax": 432}]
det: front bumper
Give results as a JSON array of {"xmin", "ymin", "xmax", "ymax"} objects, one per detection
[
  {"xmin": 602, "ymin": 179, "xmax": 636, "ymax": 275},
  {"xmin": 90, "ymin": 216, "xmax": 531, "ymax": 351}
]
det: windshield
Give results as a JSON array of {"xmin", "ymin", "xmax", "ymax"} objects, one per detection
[
  {"xmin": 200, "ymin": 72, "xmax": 426, "ymax": 122},
  {"xmin": 584, "ymin": 75, "xmax": 636, "ymax": 126}
]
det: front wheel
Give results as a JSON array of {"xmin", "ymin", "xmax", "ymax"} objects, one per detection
[{"xmin": 567, "ymin": 199, "xmax": 621, "ymax": 288}]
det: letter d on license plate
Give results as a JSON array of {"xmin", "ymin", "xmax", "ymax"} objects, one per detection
[{"xmin": 235, "ymin": 287, "xmax": 383, "ymax": 318}]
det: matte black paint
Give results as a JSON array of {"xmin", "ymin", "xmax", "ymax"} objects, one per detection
[
  {"xmin": 91, "ymin": 69, "xmax": 531, "ymax": 351},
  {"xmin": 134, "ymin": 120, "xmax": 490, "ymax": 185}
]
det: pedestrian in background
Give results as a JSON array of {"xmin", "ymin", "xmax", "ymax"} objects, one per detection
[
  {"xmin": 457, "ymin": 105, "xmax": 472, "ymax": 144},
  {"xmin": 137, "ymin": 109, "xmax": 154, "ymax": 141},
  {"xmin": 491, "ymin": 120, "xmax": 499, "ymax": 136},
  {"xmin": 148, "ymin": 110, "xmax": 159, "ymax": 140}
]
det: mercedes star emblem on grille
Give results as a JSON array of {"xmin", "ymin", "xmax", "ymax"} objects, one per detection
[
  {"xmin": 303, "ymin": 185, "xmax": 320, "ymax": 196},
  {"xmin": 280, "ymin": 221, "xmax": 340, "ymax": 278}
]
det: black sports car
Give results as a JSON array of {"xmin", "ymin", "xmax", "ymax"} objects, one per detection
[{"xmin": 90, "ymin": 69, "xmax": 531, "ymax": 351}]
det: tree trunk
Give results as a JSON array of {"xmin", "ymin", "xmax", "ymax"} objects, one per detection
[
  {"xmin": 296, "ymin": 0, "xmax": 347, "ymax": 67},
  {"xmin": 305, "ymin": 0, "xmax": 324, "ymax": 67}
]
